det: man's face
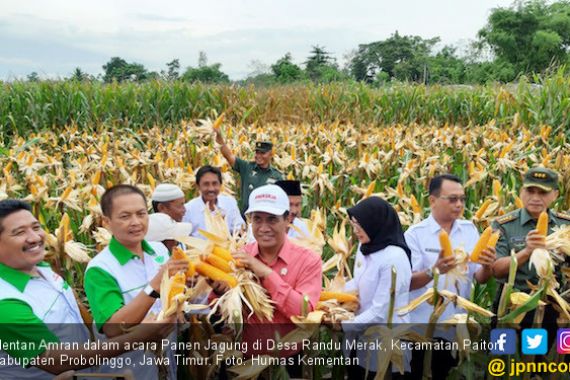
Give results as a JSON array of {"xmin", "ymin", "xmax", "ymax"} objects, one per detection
[
  {"xmin": 251, "ymin": 212, "xmax": 288, "ymax": 250},
  {"xmin": 198, "ymin": 172, "xmax": 221, "ymax": 205},
  {"xmin": 520, "ymin": 186, "xmax": 558, "ymax": 218},
  {"xmin": 254, "ymin": 150, "xmax": 272, "ymax": 169},
  {"xmin": 0, "ymin": 210, "xmax": 46, "ymax": 271},
  {"xmin": 288, "ymin": 195, "xmax": 302, "ymax": 223},
  {"xmin": 103, "ymin": 193, "xmax": 149, "ymax": 248},
  {"xmin": 157, "ymin": 197, "xmax": 186, "ymax": 222},
  {"xmin": 429, "ymin": 180, "xmax": 465, "ymax": 224}
]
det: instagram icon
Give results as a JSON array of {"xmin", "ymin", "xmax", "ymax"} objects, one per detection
[{"xmin": 557, "ymin": 329, "xmax": 570, "ymax": 354}]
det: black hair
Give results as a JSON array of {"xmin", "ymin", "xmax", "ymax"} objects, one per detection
[
  {"xmin": 0, "ymin": 199, "xmax": 33, "ymax": 234},
  {"xmin": 101, "ymin": 184, "xmax": 147, "ymax": 217},
  {"xmin": 428, "ymin": 174, "xmax": 462, "ymax": 196},
  {"xmin": 196, "ymin": 165, "xmax": 223, "ymax": 185}
]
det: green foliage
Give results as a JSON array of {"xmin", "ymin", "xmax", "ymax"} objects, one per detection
[
  {"xmin": 271, "ymin": 53, "xmax": 305, "ymax": 83},
  {"xmin": 181, "ymin": 52, "xmax": 229, "ymax": 84},
  {"xmin": 478, "ymin": 0, "xmax": 570, "ymax": 73},
  {"xmin": 102, "ymin": 57, "xmax": 149, "ymax": 83}
]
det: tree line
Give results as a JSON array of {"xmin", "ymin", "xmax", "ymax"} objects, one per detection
[{"xmin": 25, "ymin": 0, "xmax": 570, "ymax": 85}]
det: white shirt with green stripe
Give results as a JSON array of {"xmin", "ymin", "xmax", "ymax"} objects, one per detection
[
  {"xmin": 85, "ymin": 237, "xmax": 175, "ymax": 380},
  {"xmin": 0, "ymin": 261, "xmax": 92, "ymax": 380}
]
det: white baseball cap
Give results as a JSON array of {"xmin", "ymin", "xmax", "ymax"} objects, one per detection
[
  {"xmin": 151, "ymin": 184, "xmax": 184, "ymax": 202},
  {"xmin": 245, "ymin": 184, "xmax": 289, "ymax": 216},
  {"xmin": 146, "ymin": 213, "xmax": 193, "ymax": 241}
]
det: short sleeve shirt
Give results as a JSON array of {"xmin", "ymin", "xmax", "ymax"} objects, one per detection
[
  {"xmin": 233, "ymin": 157, "xmax": 283, "ymax": 212},
  {"xmin": 492, "ymin": 208, "xmax": 570, "ymax": 292}
]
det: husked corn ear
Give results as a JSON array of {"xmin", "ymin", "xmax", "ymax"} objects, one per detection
[
  {"xmin": 474, "ymin": 198, "xmax": 492, "ymax": 219},
  {"xmin": 168, "ymin": 272, "xmax": 186, "ymax": 301},
  {"xmin": 213, "ymin": 113, "xmax": 225, "ymax": 129},
  {"xmin": 212, "ymin": 246, "xmax": 233, "ymax": 262},
  {"xmin": 487, "ymin": 231, "xmax": 501, "ymax": 249},
  {"xmin": 195, "ymin": 261, "xmax": 238, "ymax": 288},
  {"xmin": 205, "ymin": 254, "xmax": 233, "ymax": 273},
  {"xmin": 470, "ymin": 226, "xmax": 492, "ymax": 262},
  {"xmin": 172, "ymin": 247, "xmax": 195, "ymax": 278},
  {"xmin": 536, "ymin": 211, "xmax": 548, "ymax": 236},
  {"xmin": 514, "ymin": 196, "xmax": 524, "ymax": 209},
  {"xmin": 439, "ymin": 229, "xmax": 453, "ymax": 258},
  {"xmin": 319, "ymin": 291, "xmax": 358, "ymax": 303}
]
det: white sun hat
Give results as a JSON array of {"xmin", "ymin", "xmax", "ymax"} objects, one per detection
[{"xmin": 146, "ymin": 212, "xmax": 192, "ymax": 241}]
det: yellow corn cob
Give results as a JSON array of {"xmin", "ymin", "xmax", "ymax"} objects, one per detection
[
  {"xmin": 168, "ymin": 272, "xmax": 186, "ymax": 301},
  {"xmin": 319, "ymin": 291, "xmax": 358, "ymax": 303},
  {"xmin": 410, "ymin": 194, "xmax": 421, "ymax": 214},
  {"xmin": 514, "ymin": 196, "xmax": 524, "ymax": 209},
  {"xmin": 474, "ymin": 198, "xmax": 492, "ymax": 219},
  {"xmin": 470, "ymin": 226, "xmax": 492, "ymax": 262},
  {"xmin": 171, "ymin": 247, "xmax": 195, "ymax": 278},
  {"xmin": 212, "ymin": 246, "xmax": 233, "ymax": 262},
  {"xmin": 536, "ymin": 211, "xmax": 548, "ymax": 236},
  {"xmin": 439, "ymin": 229, "xmax": 453, "ymax": 257},
  {"xmin": 213, "ymin": 113, "xmax": 225, "ymax": 129},
  {"xmin": 195, "ymin": 261, "xmax": 238, "ymax": 288},
  {"xmin": 205, "ymin": 254, "xmax": 233, "ymax": 273},
  {"xmin": 487, "ymin": 231, "xmax": 501, "ymax": 249},
  {"xmin": 492, "ymin": 179, "xmax": 501, "ymax": 198}
]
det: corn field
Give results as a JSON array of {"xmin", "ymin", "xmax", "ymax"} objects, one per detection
[{"xmin": 2, "ymin": 73, "xmax": 570, "ymax": 379}]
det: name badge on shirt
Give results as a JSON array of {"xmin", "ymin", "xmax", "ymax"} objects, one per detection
[
  {"xmin": 510, "ymin": 237, "xmax": 526, "ymax": 250},
  {"xmin": 425, "ymin": 248, "xmax": 441, "ymax": 253}
]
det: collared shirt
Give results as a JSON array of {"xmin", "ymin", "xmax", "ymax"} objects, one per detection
[
  {"xmin": 240, "ymin": 238, "xmax": 322, "ymax": 355},
  {"xmin": 233, "ymin": 157, "xmax": 283, "ymax": 213},
  {"xmin": 492, "ymin": 208, "xmax": 570, "ymax": 292},
  {"xmin": 341, "ymin": 245, "xmax": 412, "ymax": 372},
  {"xmin": 0, "ymin": 262, "xmax": 90, "ymax": 380},
  {"xmin": 404, "ymin": 214, "xmax": 481, "ymax": 336},
  {"xmin": 84, "ymin": 237, "xmax": 174, "ymax": 380},
  {"xmin": 183, "ymin": 194, "xmax": 245, "ymax": 238}
]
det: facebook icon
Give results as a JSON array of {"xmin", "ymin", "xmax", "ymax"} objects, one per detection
[{"xmin": 490, "ymin": 329, "xmax": 517, "ymax": 355}]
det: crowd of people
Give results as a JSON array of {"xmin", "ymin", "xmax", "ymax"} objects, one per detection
[{"xmin": 0, "ymin": 134, "xmax": 569, "ymax": 380}]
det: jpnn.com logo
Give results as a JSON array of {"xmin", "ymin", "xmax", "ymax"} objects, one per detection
[{"xmin": 490, "ymin": 329, "xmax": 516, "ymax": 355}]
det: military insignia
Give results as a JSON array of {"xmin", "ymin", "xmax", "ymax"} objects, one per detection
[
  {"xmin": 510, "ymin": 237, "xmax": 526, "ymax": 249},
  {"xmin": 251, "ymin": 171, "xmax": 257, "ymax": 177},
  {"xmin": 248, "ymin": 184, "xmax": 254, "ymax": 190},
  {"xmin": 532, "ymin": 172, "xmax": 547, "ymax": 179},
  {"xmin": 555, "ymin": 211, "xmax": 570, "ymax": 221},
  {"xmin": 496, "ymin": 213, "xmax": 517, "ymax": 224}
]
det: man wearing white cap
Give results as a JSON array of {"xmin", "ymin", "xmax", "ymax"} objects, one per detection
[
  {"xmin": 210, "ymin": 185, "xmax": 322, "ymax": 377},
  {"xmin": 151, "ymin": 184, "xmax": 186, "ymax": 222}
]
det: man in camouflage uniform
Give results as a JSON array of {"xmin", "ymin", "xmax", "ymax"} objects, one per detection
[{"xmin": 492, "ymin": 167, "xmax": 570, "ymax": 337}]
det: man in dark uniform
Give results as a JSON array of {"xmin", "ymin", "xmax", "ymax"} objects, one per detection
[
  {"xmin": 214, "ymin": 127, "xmax": 282, "ymax": 214},
  {"xmin": 492, "ymin": 167, "xmax": 570, "ymax": 290},
  {"xmin": 492, "ymin": 167, "xmax": 570, "ymax": 338}
]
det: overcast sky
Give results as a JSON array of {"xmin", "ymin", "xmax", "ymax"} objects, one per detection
[{"xmin": 0, "ymin": 0, "xmax": 515, "ymax": 80}]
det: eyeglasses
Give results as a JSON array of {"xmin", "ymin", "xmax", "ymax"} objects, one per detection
[{"xmin": 438, "ymin": 195, "xmax": 467, "ymax": 204}]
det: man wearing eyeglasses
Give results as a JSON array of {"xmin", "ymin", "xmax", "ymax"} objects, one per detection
[{"xmin": 404, "ymin": 174, "xmax": 496, "ymax": 379}]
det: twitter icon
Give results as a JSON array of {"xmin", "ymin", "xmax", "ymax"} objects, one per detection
[{"xmin": 522, "ymin": 329, "xmax": 548, "ymax": 355}]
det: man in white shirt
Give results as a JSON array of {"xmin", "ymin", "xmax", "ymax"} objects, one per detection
[
  {"xmin": 183, "ymin": 165, "xmax": 245, "ymax": 238},
  {"xmin": 404, "ymin": 174, "xmax": 495, "ymax": 379}
]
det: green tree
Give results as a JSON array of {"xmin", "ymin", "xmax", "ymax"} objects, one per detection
[
  {"xmin": 349, "ymin": 31, "xmax": 439, "ymax": 83},
  {"xmin": 182, "ymin": 53, "xmax": 229, "ymax": 83},
  {"xmin": 162, "ymin": 59, "xmax": 180, "ymax": 80},
  {"xmin": 102, "ymin": 57, "xmax": 149, "ymax": 82},
  {"xmin": 70, "ymin": 67, "xmax": 89, "ymax": 81},
  {"xmin": 426, "ymin": 46, "xmax": 466, "ymax": 84},
  {"xmin": 478, "ymin": 0, "xmax": 570, "ymax": 73},
  {"xmin": 270, "ymin": 53, "xmax": 304, "ymax": 83},
  {"xmin": 27, "ymin": 72, "xmax": 40, "ymax": 82}
]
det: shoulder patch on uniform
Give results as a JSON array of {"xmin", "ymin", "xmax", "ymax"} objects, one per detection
[
  {"xmin": 495, "ymin": 213, "xmax": 518, "ymax": 224},
  {"xmin": 555, "ymin": 211, "xmax": 570, "ymax": 221}
]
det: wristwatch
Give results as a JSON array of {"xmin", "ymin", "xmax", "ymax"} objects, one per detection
[
  {"xmin": 144, "ymin": 284, "xmax": 160, "ymax": 299},
  {"xmin": 425, "ymin": 267, "xmax": 434, "ymax": 279}
]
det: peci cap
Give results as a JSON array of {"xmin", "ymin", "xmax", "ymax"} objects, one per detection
[
  {"xmin": 245, "ymin": 185, "xmax": 289, "ymax": 216},
  {"xmin": 255, "ymin": 141, "xmax": 273, "ymax": 153},
  {"xmin": 146, "ymin": 213, "xmax": 193, "ymax": 241},
  {"xmin": 151, "ymin": 184, "xmax": 184, "ymax": 202},
  {"xmin": 523, "ymin": 167, "xmax": 559, "ymax": 192},
  {"xmin": 276, "ymin": 180, "xmax": 302, "ymax": 196}
]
